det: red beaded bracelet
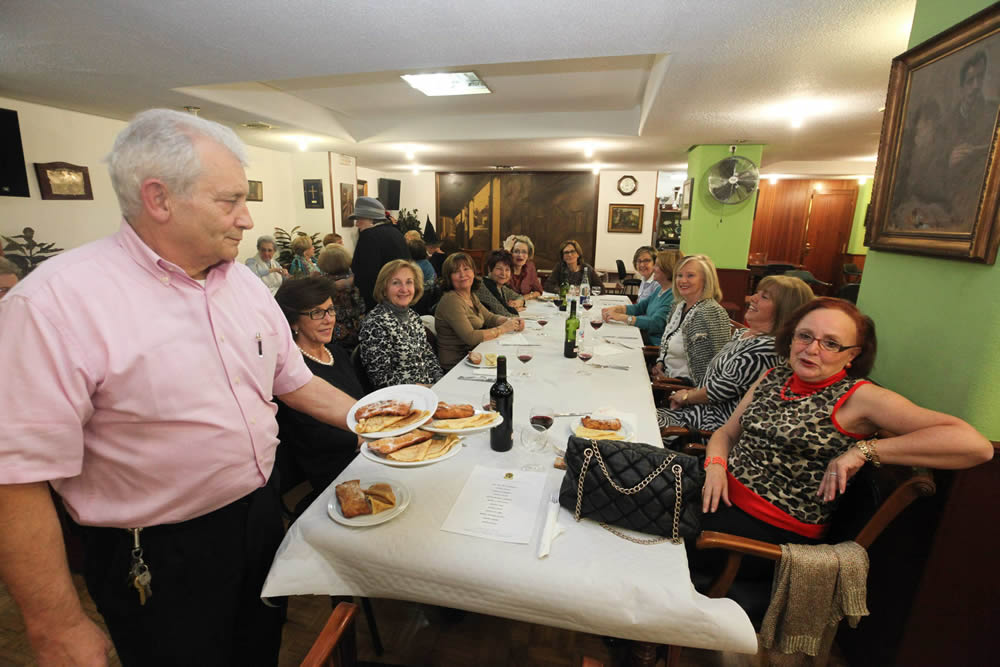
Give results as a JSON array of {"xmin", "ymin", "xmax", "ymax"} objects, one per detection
[{"xmin": 703, "ymin": 456, "xmax": 727, "ymax": 470}]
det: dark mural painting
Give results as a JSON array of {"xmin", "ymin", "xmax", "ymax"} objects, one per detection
[{"xmin": 436, "ymin": 172, "xmax": 598, "ymax": 271}]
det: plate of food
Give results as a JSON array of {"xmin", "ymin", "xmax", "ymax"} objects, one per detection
[
  {"xmin": 348, "ymin": 385, "xmax": 437, "ymax": 438},
  {"xmin": 569, "ymin": 412, "xmax": 635, "ymax": 443},
  {"xmin": 361, "ymin": 430, "xmax": 463, "ymax": 467},
  {"xmin": 463, "ymin": 351, "xmax": 498, "ymax": 369},
  {"xmin": 328, "ymin": 479, "xmax": 411, "ymax": 527},
  {"xmin": 422, "ymin": 401, "xmax": 502, "ymax": 434}
]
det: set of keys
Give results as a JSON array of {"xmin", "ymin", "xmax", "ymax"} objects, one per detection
[{"xmin": 127, "ymin": 528, "xmax": 153, "ymax": 605}]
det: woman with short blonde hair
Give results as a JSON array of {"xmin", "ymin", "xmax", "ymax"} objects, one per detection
[
  {"xmin": 289, "ymin": 235, "xmax": 320, "ymax": 277},
  {"xmin": 508, "ymin": 235, "xmax": 543, "ymax": 298}
]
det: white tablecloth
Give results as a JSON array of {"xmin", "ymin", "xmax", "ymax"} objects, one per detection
[{"xmin": 261, "ymin": 296, "xmax": 757, "ymax": 653}]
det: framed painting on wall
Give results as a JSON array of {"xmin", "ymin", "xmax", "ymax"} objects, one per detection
[
  {"xmin": 868, "ymin": 4, "xmax": 1000, "ymax": 263},
  {"xmin": 303, "ymin": 179, "xmax": 324, "ymax": 209},
  {"xmin": 247, "ymin": 180, "xmax": 263, "ymax": 202},
  {"xmin": 357, "ymin": 179, "xmax": 368, "ymax": 196},
  {"xmin": 33, "ymin": 162, "xmax": 93, "ymax": 200},
  {"xmin": 608, "ymin": 204, "xmax": 643, "ymax": 233},
  {"xmin": 340, "ymin": 183, "xmax": 355, "ymax": 227},
  {"xmin": 679, "ymin": 177, "xmax": 693, "ymax": 220}
]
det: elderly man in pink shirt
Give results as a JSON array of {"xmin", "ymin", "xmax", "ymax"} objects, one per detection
[{"xmin": 0, "ymin": 110, "xmax": 358, "ymax": 666}]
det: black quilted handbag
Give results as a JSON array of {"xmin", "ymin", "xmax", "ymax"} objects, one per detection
[{"xmin": 558, "ymin": 437, "xmax": 704, "ymax": 544}]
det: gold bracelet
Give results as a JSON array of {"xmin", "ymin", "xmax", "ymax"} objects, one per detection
[{"xmin": 855, "ymin": 438, "xmax": 881, "ymax": 467}]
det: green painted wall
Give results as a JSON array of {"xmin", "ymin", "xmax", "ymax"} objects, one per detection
[
  {"xmin": 858, "ymin": 0, "xmax": 1000, "ymax": 439},
  {"xmin": 681, "ymin": 144, "xmax": 764, "ymax": 269},
  {"xmin": 847, "ymin": 180, "xmax": 873, "ymax": 255}
]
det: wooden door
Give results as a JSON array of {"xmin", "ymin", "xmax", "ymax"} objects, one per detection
[{"xmin": 801, "ymin": 189, "xmax": 857, "ymax": 288}]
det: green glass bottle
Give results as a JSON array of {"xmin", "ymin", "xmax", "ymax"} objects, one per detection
[{"xmin": 563, "ymin": 300, "xmax": 579, "ymax": 358}]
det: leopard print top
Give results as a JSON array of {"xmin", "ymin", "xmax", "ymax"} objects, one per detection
[{"xmin": 730, "ymin": 365, "xmax": 871, "ymax": 525}]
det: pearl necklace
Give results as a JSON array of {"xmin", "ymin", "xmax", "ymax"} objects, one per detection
[{"xmin": 297, "ymin": 345, "xmax": 333, "ymax": 366}]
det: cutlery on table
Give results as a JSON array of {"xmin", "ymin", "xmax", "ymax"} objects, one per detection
[
  {"xmin": 458, "ymin": 376, "xmax": 494, "ymax": 383},
  {"xmin": 590, "ymin": 363, "xmax": 630, "ymax": 370},
  {"xmin": 553, "ymin": 412, "xmax": 589, "ymax": 417},
  {"xmin": 603, "ymin": 339, "xmax": 637, "ymax": 349}
]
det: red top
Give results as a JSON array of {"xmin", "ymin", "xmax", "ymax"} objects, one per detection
[{"xmin": 509, "ymin": 260, "xmax": 543, "ymax": 295}]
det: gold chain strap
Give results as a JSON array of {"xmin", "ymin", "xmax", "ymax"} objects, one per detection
[{"xmin": 573, "ymin": 441, "xmax": 685, "ymax": 545}]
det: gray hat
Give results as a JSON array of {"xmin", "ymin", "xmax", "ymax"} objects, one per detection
[{"xmin": 348, "ymin": 196, "xmax": 387, "ymax": 222}]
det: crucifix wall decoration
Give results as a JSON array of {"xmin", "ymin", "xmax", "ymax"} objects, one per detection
[{"xmin": 303, "ymin": 179, "xmax": 324, "ymax": 209}]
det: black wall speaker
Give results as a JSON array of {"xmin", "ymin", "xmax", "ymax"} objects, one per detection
[
  {"xmin": 377, "ymin": 178, "xmax": 401, "ymax": 210},
  {"xmin": 0, "ymin": 109, "xmax": 30, "ymax": 197}
]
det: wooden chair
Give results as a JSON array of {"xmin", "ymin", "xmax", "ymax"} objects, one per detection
[{"xmin": 301, "ymin": 602, "xmax": 358, "ymax": 667}]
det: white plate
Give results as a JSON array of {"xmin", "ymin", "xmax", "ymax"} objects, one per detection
[
  {"xmin": 422, "ymin": 408, "xmax": 503, "ymax": 435},
  {"xmin": 348, "ymin": 385, "xmax": 438, "ymax": 439},
  {"xmin": 360, "ymin": 437, "xmax": 464, "ymax": 467},
  {"xmin": 327, "ymin": 480, "xmax": 411, "ymax": 527},
  {"xmin": 568, "ymin": 415, "xmax": 635, "ymax": 442},
  {"xmin": 463, "ymin": 356, "xmax": 498, "ymax": 369}
]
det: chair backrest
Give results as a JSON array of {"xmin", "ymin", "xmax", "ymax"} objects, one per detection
[
  {"xmin": 827, "ymin": 464, "xmax": 936, "ymax": 548},
  {"xmin": 784, "ymin": 269, "xmax": 831, "ymax": 287},
  {"xmin": 836, "ymin": 282, "xmax": 860, "ymax": 303},
  {"xmin": 301, "ymin": 602, "xmax": 358, "ymax": 667},
  {"xmin": 762, "ymin": 263, "xmax": 796, "ymax": 276},
  {"xmin": 616, "ymin": 259, "xmax": 627, "ymax": 281},
  {"xmin": 350, "ymin": 346, "xmax": 375, "ymax": 395}
]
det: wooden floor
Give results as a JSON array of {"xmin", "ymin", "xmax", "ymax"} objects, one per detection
[{"xmin": 0, "ymin": 576, "xmax": 850, "ymax": 667}]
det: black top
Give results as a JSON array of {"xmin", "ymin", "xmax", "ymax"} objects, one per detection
[
  {"xmin": 351, "ymin": 223, "xmax": 410, "ymax": 310},
  {"xmin": 275, "ymin": 343, "xmax": 364, "ymax": 494}
]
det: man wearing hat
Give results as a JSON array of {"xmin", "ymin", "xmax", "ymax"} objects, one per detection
[{"xmin": 349, "ymin": 196, "xmax": 410, "ymax": 309}]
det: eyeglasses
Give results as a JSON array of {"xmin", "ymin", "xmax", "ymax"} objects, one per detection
[
  {"xmin": 635, "ymin": 258, "xmax": 653, "ymax": 265},
  {"xmin": 301, "ymin": 306, "xmax": 336, "ymax": 320},
  {"xmin": 562, "ymin": 249, "xmax": 578, "ymax": 255},
  {"xmin": 793, "ymin": 331, "xmax": 860, "ymax": 353}
]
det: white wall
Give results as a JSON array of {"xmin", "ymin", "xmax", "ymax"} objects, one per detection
[
  {"xmin": 0, "ymin": 97, "xmax": 127, "ymax": 250},
  {"xmin": 240, "ymin": 146, "xmax": 294, "ymax": 261},
  {"xmin": 594, "ymin": 170, "xmax": 659, "ymax": 275}
]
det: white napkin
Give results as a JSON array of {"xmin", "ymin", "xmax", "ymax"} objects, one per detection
[
  {"xmin": 473, "ymin": 368, "xmax": 495, "ymax": 376},
  {"xmin": 537, "ymin": 496, "xmax": 565, "ymax": 558},
  {"xmin": 593, "ymin": 344, "xmax": 624, "ymax": 357},
  {"xmin": 498, "ymin": 333, "xmax": 529, "ymax": 346}
]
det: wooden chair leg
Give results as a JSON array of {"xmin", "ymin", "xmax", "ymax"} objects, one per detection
[
  {"xmin": 628, "ymin": 640, "xmax": 659, "ymax": 666},
  {"xmin": 665, "ymin": 643, "xmax": 683, "ymax": 667},
  {"xmin": 359, "ymin": 596, "xmax": 383, "ymax": 656}
]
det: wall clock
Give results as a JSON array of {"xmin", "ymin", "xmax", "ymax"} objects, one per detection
[{"xmin": 617, "ymin": 174, "xmax": 638, "ymax": 196}]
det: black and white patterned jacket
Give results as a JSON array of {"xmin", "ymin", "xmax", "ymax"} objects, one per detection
[{"xmin": 358, "ymin": 303, "xmax": 443, "ymax": 389}]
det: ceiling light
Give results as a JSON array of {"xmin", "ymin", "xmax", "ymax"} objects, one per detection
[
  {"xmin": 298, "ymin": 139, "xmax": 309, "ymax": 151},
  {"xmin": 401, "ymin": 72, "xmax": 491, "ymax": 96},
  {"xmin": 860, "ymin": 154, "xmax": 878, "ymax": 162},
  {"xmin": 405, "ymin": 151, "xmax": 415, "ymax": 161},
  {"xmin": 412, "ymin": 167, "xmax": 420, "ymax": 175},
  {"xmin": 769, "ymin": 176, "xmax": 779, "ymax": 185},
  {"xmin": 814, "ymin": 184, "xmax": 823, "ymax": 192},
  {"xmin": 790, "ymin": 117, "xmax": 803, "ymax": 129},
  {"xmin": 241, "ymin": 121, "xmax": 276, "ymax": 130},
  {"xmin": 858, "ymin": 177, "xmax": 867, "ymax": 185},
  {"xmin": 591, "ymin": 165, "xmax": 600, "ymax": 175},
  {"xmin": 584, "ymin": 145, "xmax": 594, "ymax": 158}
]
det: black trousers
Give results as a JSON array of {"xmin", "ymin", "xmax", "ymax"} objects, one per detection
[{"xmin": 73, "ymin": 480, "xmax": 285, "ymax": 667}]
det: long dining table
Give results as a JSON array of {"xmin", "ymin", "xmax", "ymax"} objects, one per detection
[{"xmin": 261, "ymin": 294, "xmax": 758, "ymax": 654}]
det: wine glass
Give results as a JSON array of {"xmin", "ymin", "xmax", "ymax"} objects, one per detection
[
  {"xmin": 536, "ymin": 318, "xmax": 549, "ymax": 337},
  {"xmin": 481, "ymin": 390, "xmax": 492, "ymax": 412},
  {"xmin": 577, "ymin": 338, "xmax": 593, "ymax": 375},
  {"xmin": 524, "ymin": 405, "xmax": 554, "ymax": 452},
  {"xmin": 516, "ymin": 346, "xmax": 533, "ymax": 377},
  {"xmin": 589, "ymin": 317, "xmax": 603, "ymax": 332},
  {"xmin": 582, "ymin": 300, "xmax": 594, "ymax": 312}
]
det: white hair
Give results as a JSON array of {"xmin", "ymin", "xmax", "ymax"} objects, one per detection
[
  {"xmin": 256, "ymin": 235, "xmax": 276, "ymax": 250},
  {"xmin": 106, "ymin": 109, "xmax": 249, "ymax": 221}
]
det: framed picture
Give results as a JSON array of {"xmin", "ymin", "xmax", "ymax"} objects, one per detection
[
  {"xmin": 868, "ymin": 4, "xmax": 1000, "ymax": 263},
  {"xmin": 247, "ymin": 180, "xmax": 263, "ymax": 202},
  {"xmin": 303, "ymin": 179, "xmax": 324, "ymax": 209},
  {"xmin": 33, "ymin": 162, "xmax": 93, "ymax": 200},
  {"xmin": 608, "ymin": 203, "xmax": 644, "ymax": 233},
  {"xmin": 340, "ymin": 183, "xmax": 355, "ymax": 227},
  {"xmin": 679, "ymin": 177, "xmax": 694, "ymax": 220},
  {"xmin": 357, "ymin": 179, "xmax": 368, "ymax": 196}
]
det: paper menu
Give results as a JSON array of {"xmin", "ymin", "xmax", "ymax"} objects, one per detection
[{"xmin": 440, "ymin": 465, "xmax": 548, "ymax": 544}]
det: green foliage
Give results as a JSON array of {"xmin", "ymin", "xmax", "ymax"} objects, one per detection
[
  {"xmin": 397, "ymin": 209, "xmax": 423, "ymax": 235},
  {"xmin": 2, "ymin": 227, "xmax": 64, "ymax": 275},
  {"xmin": 273, "ymin": 226, "xmax": 322, "ymax": 268}
]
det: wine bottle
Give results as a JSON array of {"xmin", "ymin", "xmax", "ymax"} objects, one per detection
[
  {"xmin": 580, "ymin": 267, "xmax": 591, "ymax": 307},
  {"xmin": 489, "ymin": 356, "xmax": 514, "ymax": 452},
  {"xmin": 563, "ymin": 300, "xmax": 579, "ymax": 358},
  {"xmin": 559, "ymin": 272, "xmax": 569, "ymax": 302}
]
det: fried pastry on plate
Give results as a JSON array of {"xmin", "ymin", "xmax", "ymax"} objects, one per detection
[{"xmin": 335, "ymin": 480, "xmax": 372, "ymax": 518}]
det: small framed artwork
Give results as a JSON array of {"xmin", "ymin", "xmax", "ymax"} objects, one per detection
[
  {"xmin": 868, "ymin": 4, "xmax": 1000, "ymax": 263},
  {"xmin": 608, "ymin": 203, "xmax": 644, "ymax": 233},
  {"xmin": 247, "ymin": 180, "xmax": 263, "ymax": 202},
  {"xmin": 303, "ymin": 179, "xmax": 324, "ymax": 209},
  {"xmin": 679, "ymin": 177, "xmax": 694, "ymax": 220},
  {"xmin": 357, "ymin": 179, "xmax": 368, "ymax": 196},
  {"xmin": 33, "ymin": 162, "xmax": 93, "ymax": 200},
  {"xmin": 340, "ymin": 183, "xmax": 355, "ymax": 227}
]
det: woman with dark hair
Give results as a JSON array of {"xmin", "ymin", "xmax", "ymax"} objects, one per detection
[
  {"xmin": 657, "ymin": 275, "xmax": 814, "ymax": 432},
  {"xmin": 273, "ymin": 276, "xmax": 364, "ymax": 501},
  {"xmin": 358, "ymin": 259, "xmax": 443, "ymax": 388},
  {"xmin": 693, "ymin": 297, "xmax": 992, "ymax": 583},
  {"xmin": 430, "ymin": 237, "xmax": 460, "ymax": 276},
  {"xmin": 543, "ymin": 239, "xmax": 596, "ymax": 293},
  {"xmin": 408, "ymin": 238, "xmax": 436, "ymax": 286},
  {"xmin": 631, "ymin": 246, "xmax": 660, "ymax": 302},
  {"xmin": 474, "ymin": 250, "xmax": 525, "ymax": 316},
  {"xmin": 434, "ymin": 252, "xmax": 523, "ymax": 369}
]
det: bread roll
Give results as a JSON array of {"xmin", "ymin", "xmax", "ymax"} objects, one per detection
[
  {"xmin": 582, "ymin": 416, "xmax": 622, "ymax": 431},
  {"xmin": 434, "ymin": 402, "xmax": 476, "ymax": 419}
]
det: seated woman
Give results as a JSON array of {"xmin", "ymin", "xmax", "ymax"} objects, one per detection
[
  {"xmin": 694, "ymin": 297, "xmax": 993, "ymax": 583},
  {"xmin": 435, "ymin": 252, "xmax": 524, "ymax": 370},
  {"xmin": 408, "ymin": 237, "xmax": 436, "ymax": 286},
  {"xmin": 601, "ymin": 249, "xmax": 681, "ymax": 344},
  {"xmin": 245, "ymin": 235, "xmax": 288, "ymax": 295},
  {"xmin": 358, "ymin": 259, "xmax": 443, "ymax": 388},
  {"xmin": 317, "ymin": 243, "xmax": 366, "ymax": 351},
  {"xmin": 631, "ymin": 246, "xmax": 661, "ymax": 303},
  {"xmin": 288, "ymin": 235, "xmax": 320, "ymax": 277},
  {"xmin": 475, "ymin": 250, "xmax": 526, "ymax": 317},
  {"xmin": 657, "ymin": 275, "xmax": 814, "ymax": 432},
  {"xmin": 508, "ymin": 235, "xmax": 543, "ymax": 298},
  {"xmin": 273, "ymin": 276, "xmax": 364, "ymax": 502},
  {"xmin": 543, "ymin": 239, "xmax": 596, "ymax": 293},
  {"xmin": 651, "ymin": 254, "xmax": 731, "ymax": 386}
]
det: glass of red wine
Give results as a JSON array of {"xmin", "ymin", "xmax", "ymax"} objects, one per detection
[
  {"xmin": 525, "ymin": 404, "xmax": 555, "ymax": 452},
  {"xmin": 590, "ymin": 317, "xmax": 603, "ymax": 331},
  {"xmin": 577, "ymin": 339, "xmax": 593, "ymax": 375},
  {"xmin": 516, "ymin": 346, "xmax": 533, "ymax": 377},
  {"xmin": 536, "ymin": 318, "xmax": 548, "ymax": 336},
  {"xmin": 582, "ymin": 301, "xmax": 593, "ymax": 312}
]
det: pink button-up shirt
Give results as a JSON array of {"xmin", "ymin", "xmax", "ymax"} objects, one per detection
[{"xmin": 0, "ymin": 222, "xmax": 313, "ymax": 527}]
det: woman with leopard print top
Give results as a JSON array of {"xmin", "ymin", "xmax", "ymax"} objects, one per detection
[
  {"xmin": 652, "ymin": 254, "xmax": 730, "ymax": 386},
  {"xmin": 692, "ymin": 298, "xmax": 991, "ymax": 582},
  {"xmin": 358, "ymin": 260, "xmax": 443, "ymax": 389}
]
